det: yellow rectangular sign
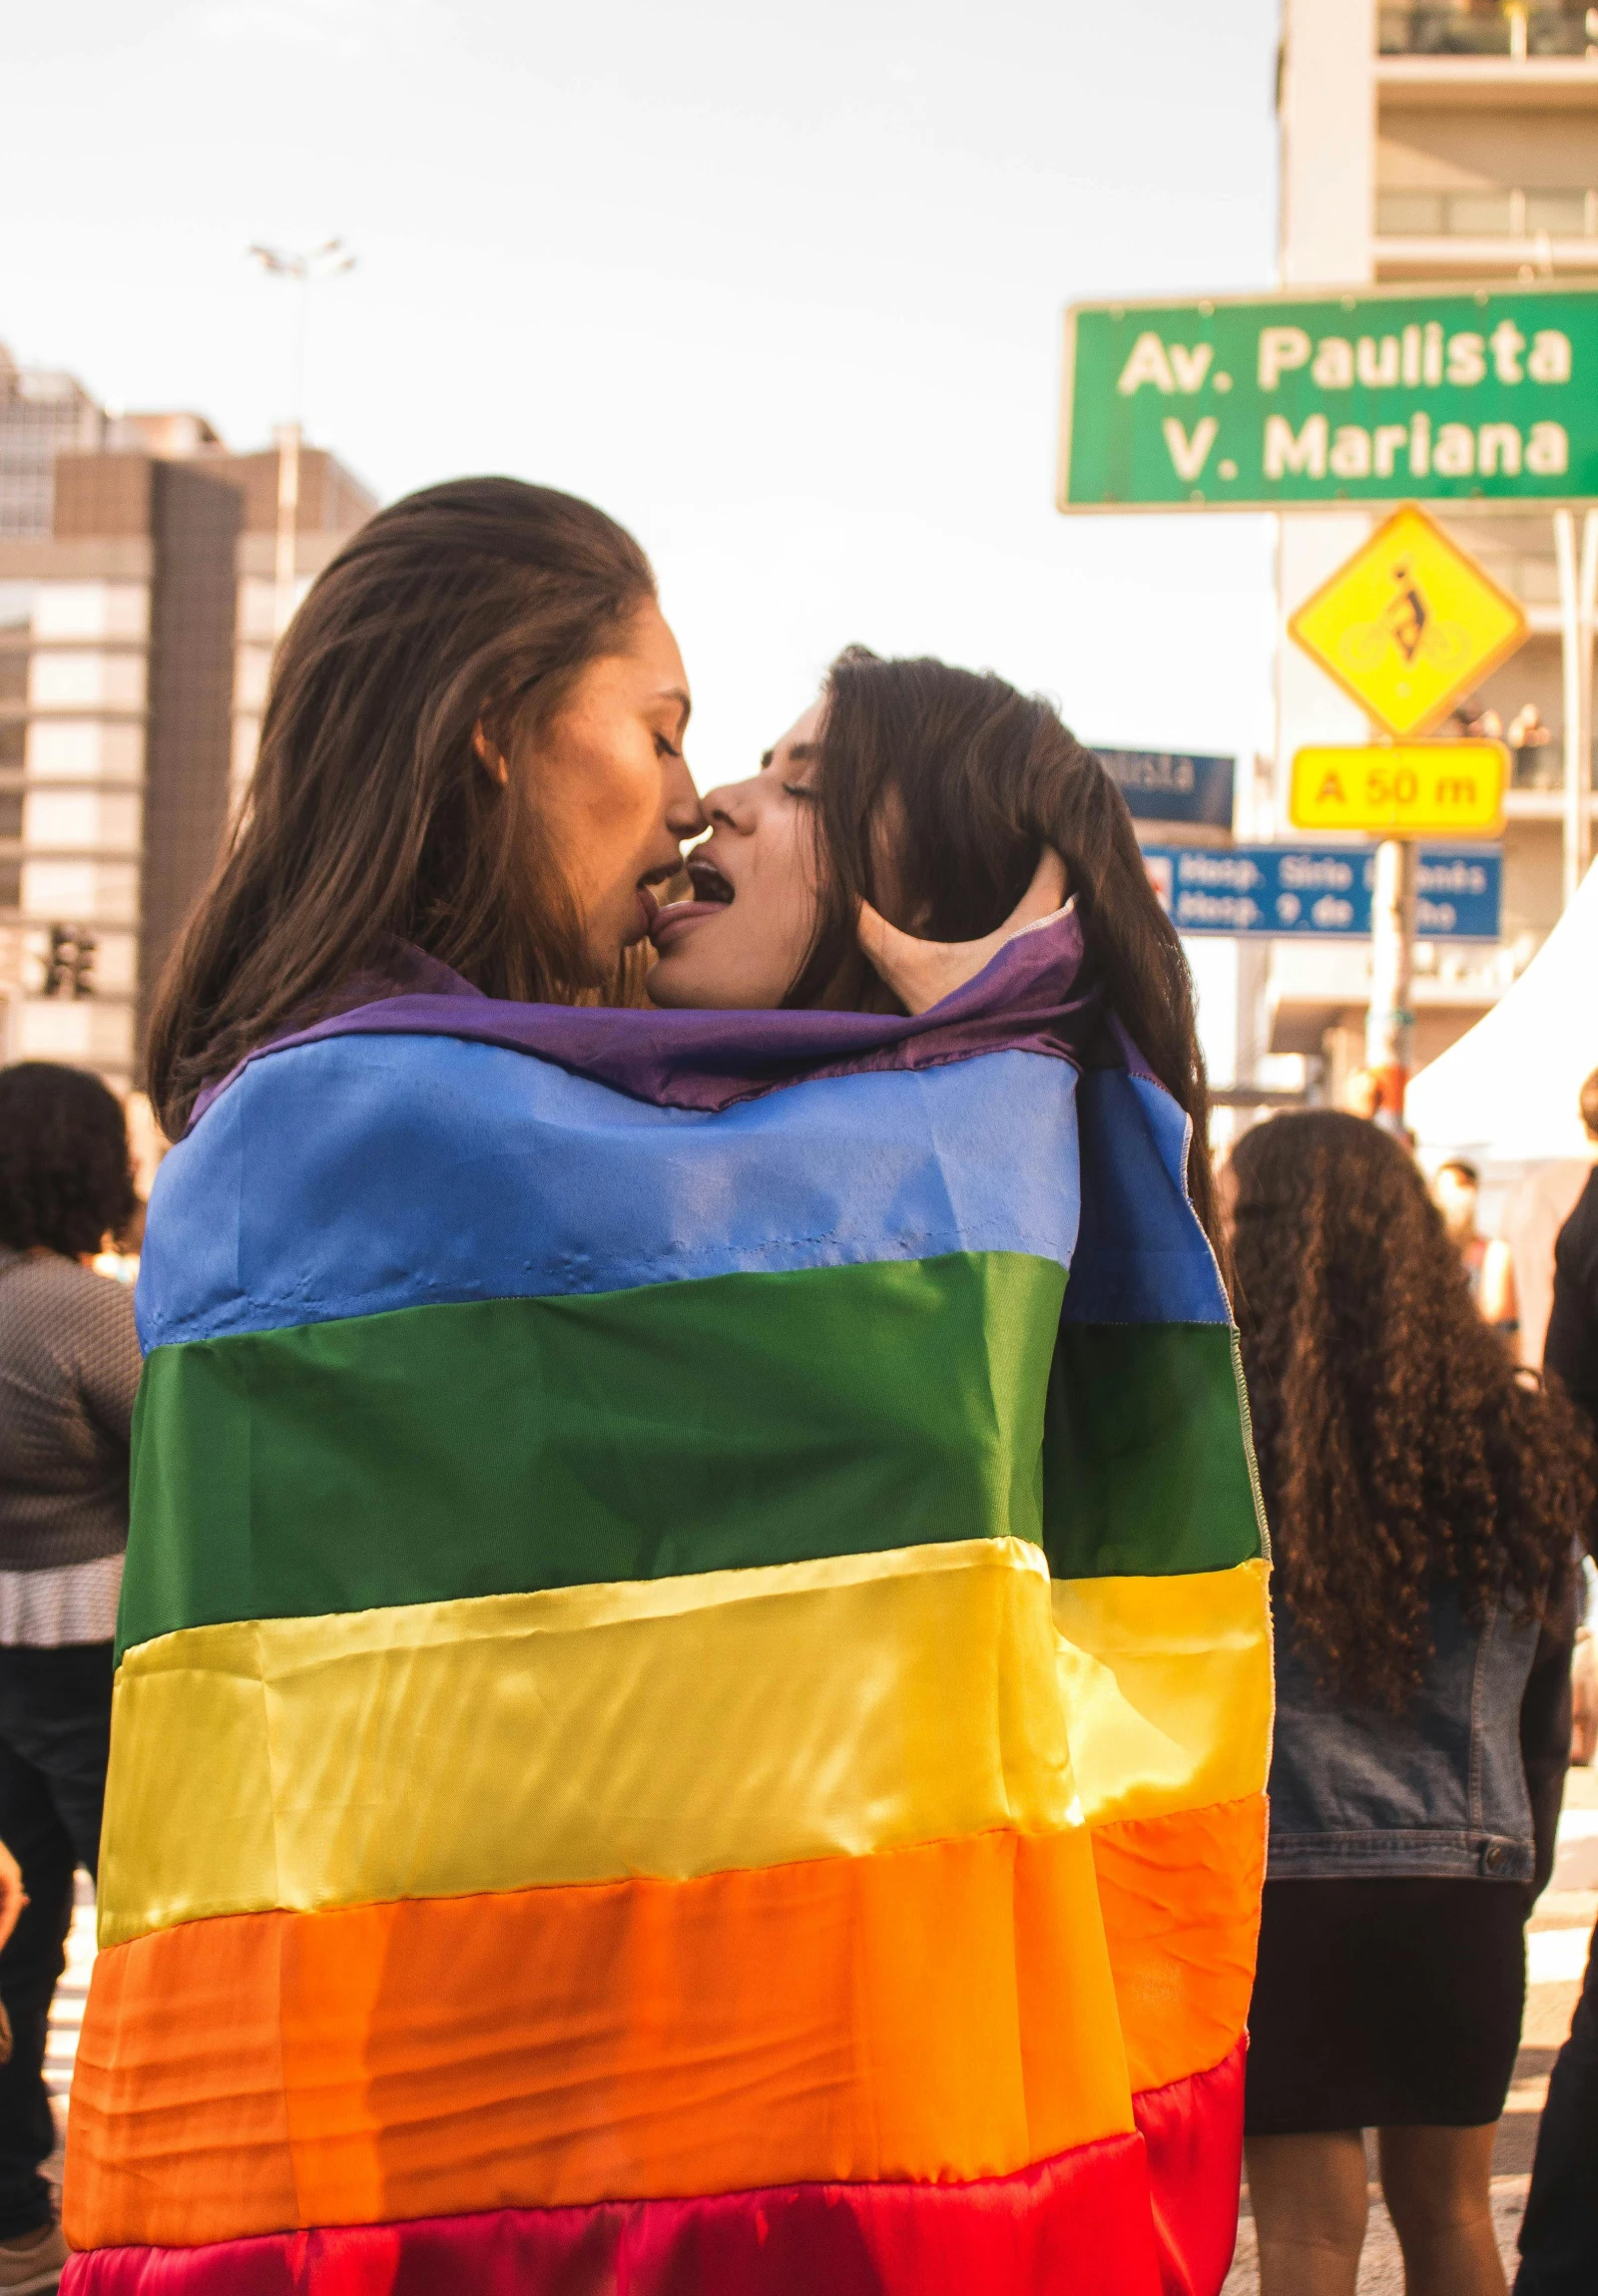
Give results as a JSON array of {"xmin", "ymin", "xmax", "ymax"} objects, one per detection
[{"xmin": 1290, "ymin": 741, "xmax": 1507, "ymax": 836}]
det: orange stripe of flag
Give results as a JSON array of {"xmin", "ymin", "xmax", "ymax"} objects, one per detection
[
  {"xmin": 1093, "ymin": 1794, "xmax": 1267, "ymax": 2096},
  {"xmin": 68, "ymin": 1825, "xmax": 1132, "ymax": 2251}
]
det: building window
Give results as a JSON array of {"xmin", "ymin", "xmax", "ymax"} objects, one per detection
[
  {"xmin": 1379, "ymin": 4, "xmax": 1598, "ymax": 58},
  {"xmin": 1375, "ymin": 186, "xmax": 1598, "ymax": 236},
  {"xmin": 0, "ymin": 382, "xmax": 105, "ymax": 541},
  {"xmin": 1525, "ymin": 189, "xmax": 1593, "ymax": 232}
]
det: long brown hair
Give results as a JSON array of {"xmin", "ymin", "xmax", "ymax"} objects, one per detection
[
  {"xmin": 1230, "ymin": 1111, "xmax": 1591, "ymax": 1711},
  {"xmin": 147, "ymin": 477, "xmax": 656, "ymax": 1136},
  {"xmin": 791, "ymin": 649, "xmax": 1222, "ymax": 1253}
]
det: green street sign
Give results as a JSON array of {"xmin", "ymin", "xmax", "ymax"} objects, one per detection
[{"xmin": 1057, "ymin": 283, "xmax": 1598, "ymax": 514}]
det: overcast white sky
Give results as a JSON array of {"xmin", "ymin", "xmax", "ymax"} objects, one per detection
[{"xmin": 3, "ymin": 0, "xmax": 1281, "ymax": 791}]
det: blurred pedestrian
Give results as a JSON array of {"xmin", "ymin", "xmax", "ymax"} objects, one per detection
[
  {"xmin": 1229, "ymin": 1113, "xmax": 1590, "ymax": 2296},
  {"xmin": 1343, "ymin": 1067, "xmax": 1382, "ymax": 1122},
  {"xmin": 1434, "ymin": 1155, "xmax": 1518, "ymax": 1335},
  {"xmin": 0, "ymin": 1064, "xmax": 140, "ymax": 2293},
  {"xmin": 1498, "ymin": 1069, "xmax": 1598, "ymax": 1372},
  {"xmin": 1516, "ymin": 1132, "xmax": 1598, "ymax": 2294}
]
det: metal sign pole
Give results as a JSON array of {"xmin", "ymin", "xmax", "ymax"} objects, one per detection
[
  {"xmin": 1583, "ymin": 511, "xmax": 1598, "ymax": 892},
  {"xmin": 1365, "ymin": 837, "xmax": 1416, "ymax": 1130},
  {"xmin": 1555, "ymin": 510, "xmax": 1589, "ymax": 911}
]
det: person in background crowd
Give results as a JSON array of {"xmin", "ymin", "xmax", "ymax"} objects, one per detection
[
  {"xmin": 1505, "ymin": 703, "xmax": 1553, "ymax": 765},
  {"xmin": 0, "ymin": 1065, "xmax": 141, "ymax": 2294},
  {"xmin": 1516, "ymin": 1118, "xmax": 1598, "ymax": 2294},
  {"xmin": 1230, "ymin": 1113, "xmax": 1590, "ymax": 2296},
  {"xmin": 1434, "ymin": 1156, "xmax": 1518, "ymax": 1336},
  {"xmin": 1342, "ymin": 1068, "xmax": 1382, "ymax": 1123},
  {"xmin": 1501, "ymin": 1070, "xmax": 1598, "ymax": 1373}
]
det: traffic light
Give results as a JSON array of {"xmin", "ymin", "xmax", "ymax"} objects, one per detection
[
  {"xmin": 41, "ymin": 925, "xmax": 95, "ymax": 1000},
  {"xmin": 42, "ymin": 926, "xmax": 70, "ymax": 997}
]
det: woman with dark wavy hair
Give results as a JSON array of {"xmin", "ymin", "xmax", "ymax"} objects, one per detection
[
  {"xmin": 1229, "ymin": 1112, "xmax": 1592, "ymax": 2296},
  {"xmin": 646, "ymin": 646, "xmax": 1221, "ymax": 1251}
]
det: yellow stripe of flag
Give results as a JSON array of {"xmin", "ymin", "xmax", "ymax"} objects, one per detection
[
  {"xmin": 1054, "ymin": 1557, "xmax": 1273, "ymax": 1827},
  {"xmin": 100, "ymin": 1541, "xmax": 1272, "ymax": 1950},
  {"xmin": 100, "ymin": 1538, "xmax": 1070, "ymax": 1947}
]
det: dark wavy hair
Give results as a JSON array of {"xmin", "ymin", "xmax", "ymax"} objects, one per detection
[
  {"xmin": 1229, "ymin": 1111, "xmax": 1591, "ymax": 1711},
  {"xmin": 790, "ymin": 649, "xmax": 1221, "ymax": 1253},
  {"xmin": 147, "ymin": 478, "xmax": 657, "ymax": 1138},
  {"xmin": 0, "ymin": 1063, "xmax": 137, "ymax": 1258}
]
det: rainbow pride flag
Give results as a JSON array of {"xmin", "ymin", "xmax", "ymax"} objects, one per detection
[{"xmin": 63, "ymin": 915, "xmax": 1271, "ymax": 2296}]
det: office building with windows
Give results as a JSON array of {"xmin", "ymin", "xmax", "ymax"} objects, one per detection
[
  {"xmin": 1262, "ymin": 0, "xmax": 1597, "ymax": 1097},
  {"xmin": 0, "ymin": 347, "xmax": 374, "ymax": 1088}
]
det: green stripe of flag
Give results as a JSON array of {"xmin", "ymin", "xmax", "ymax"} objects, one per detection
[
  {"xmin": 121, "ymin": 1251, "xmax": 1261, "ymax": 1654},
  {"xmin": 1042, "ymin": 1321, "xmax": 1265, "ymax": 1580}
]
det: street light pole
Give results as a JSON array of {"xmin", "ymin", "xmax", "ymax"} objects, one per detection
[{"xmin": 248, "ymin": 238, "xmax": 356, "ymax": 638}]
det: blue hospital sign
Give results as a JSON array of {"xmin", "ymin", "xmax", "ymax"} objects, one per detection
[{"xmin": 1142, "ymin": 845, "xmax": 1500, "ymax": 940}]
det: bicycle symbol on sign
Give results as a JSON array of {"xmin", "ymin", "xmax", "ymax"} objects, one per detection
[{"xmin": 1342, "ymin": 559, "xmax": 1470, "ymax": 677}]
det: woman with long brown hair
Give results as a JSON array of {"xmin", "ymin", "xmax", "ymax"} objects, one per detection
[
  {"xmin": 646, "ymin": 644, "xmax": 1223, "ymax": 1251},
  {"xmin": 1229, "ymin": 1113, "xmax": 1591, "ymax": 2296},
  {"xmin": 147, "ymin": 476, "xmax": 704, "ymax": 1136}
]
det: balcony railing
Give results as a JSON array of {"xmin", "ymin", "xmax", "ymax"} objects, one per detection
[
  {"xmin": 1375, "ymin": 186, "xmax": 1598, "ymax": 234},
  {"xmin": 1379, "ymin": 3, "xmax": 1598, "ymax": 56},
  {"xmin": 1508, "ymin": 742, "xmax": 1598, "ymax": 791}
]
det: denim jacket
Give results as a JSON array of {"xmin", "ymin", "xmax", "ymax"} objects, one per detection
[{"xmin": 1267, "ymin": 1579, "xmax": 1568, "ymax": 1888}]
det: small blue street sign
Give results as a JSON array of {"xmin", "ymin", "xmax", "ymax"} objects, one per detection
[
  {"xmin": 1097, "ymin": 748, "xmax": 1236, "ymax": 829},
  {"xmin": 1142, "ymin": 844, "xmax": 1501, "ymax": 941}
]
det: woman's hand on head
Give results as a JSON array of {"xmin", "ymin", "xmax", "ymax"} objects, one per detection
[{"xmin": 856, "ymin": 847, "xmax": 1070, "ymax": 1016}]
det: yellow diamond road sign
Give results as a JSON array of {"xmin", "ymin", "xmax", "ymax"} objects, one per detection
[{"xmin": 1288, "ymin": 502, "xmax": 1528, "ymax": 739}]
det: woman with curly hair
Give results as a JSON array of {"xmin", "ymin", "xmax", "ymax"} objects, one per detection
[
  {"xmin": 0, "ymin": 1062, "xmax": 141, "ymax": 2292},
  {"xmin": 1230, "ymin": 1112, "xmax": 1592, "ymax": 2296}
]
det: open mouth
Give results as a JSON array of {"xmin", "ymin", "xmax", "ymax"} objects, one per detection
[
  {"xmin": 648, "ymin": 855, "xmax": 736, "ymax": 950},
  {"xmin": 688, "ymin": 857, "xmax": 737, "ymax": 908}
]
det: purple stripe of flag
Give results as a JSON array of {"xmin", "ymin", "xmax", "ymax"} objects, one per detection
[{"xmin": 193, "ymin": 910, "xmax": 1139, "ymax": 1126}]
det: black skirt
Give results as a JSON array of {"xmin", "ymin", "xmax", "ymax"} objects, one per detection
[{"xmin": 1244, "ymin": 1876, "xmax": 1527, "ymax": 2134}]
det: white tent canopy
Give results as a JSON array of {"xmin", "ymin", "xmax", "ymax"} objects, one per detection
[{"xmin": 1407, "ymin": 858, "xmax": 1598, "ymax": 1167}]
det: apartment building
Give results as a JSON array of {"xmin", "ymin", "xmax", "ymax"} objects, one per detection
[
  {"xmin": 0, "ymin": 347, "xmax": 374, "ymax": 1088},
  {"xmin": 1267, "ymin": 0, "xmax": 1598, "ymax": 1097}
]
